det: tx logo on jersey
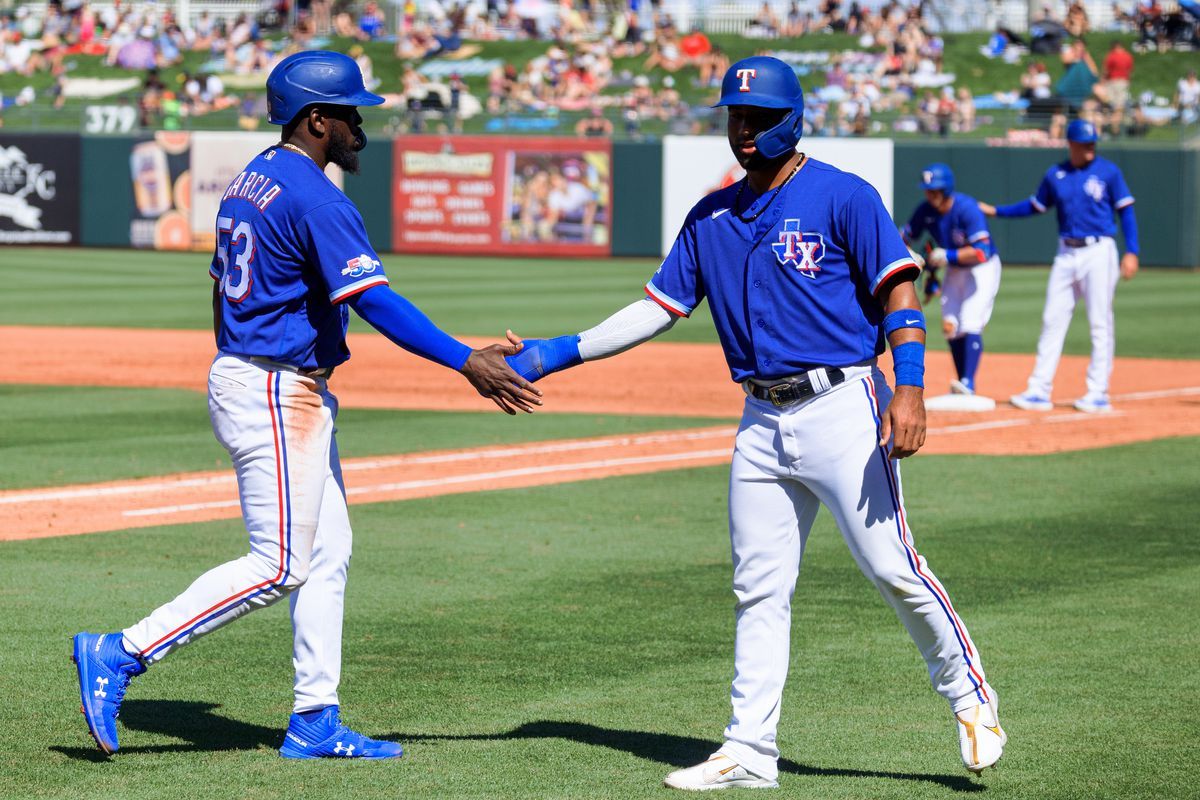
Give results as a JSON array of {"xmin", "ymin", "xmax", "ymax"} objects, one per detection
[
  {"xmin": 1084, "ymin": 175, "xmax": 1107, "ymax": 202},
  {"xmin": 342, "ymin": 254, "xmax": 381, "ymax": 277},
  {"xmin": 772, "ymin": 219, "xmax": 824, "ymax": 279}
]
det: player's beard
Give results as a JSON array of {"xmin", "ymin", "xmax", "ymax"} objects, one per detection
[
  {"xmin": 327, "ymin": 126, "xmax": 361, "ymax": 174},
  {"xmin": 737, "ymin": 146, "xmax": 793, "ymax": 174}
]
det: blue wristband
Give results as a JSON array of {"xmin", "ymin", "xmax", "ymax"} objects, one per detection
[
  {"xmin": 945, "ymin": 248, "xmax": 959, "ymax": 266},
  {"xmin": 891, "ymin": 340, "xmax": 925, "ymax": 388},
  {"xmin": 505, "ymin": 334, "xmax": 582, "ymax": 382},
  {"xmin": 883, "ymin": 309, "xmax": 926, "ymax": 338}
]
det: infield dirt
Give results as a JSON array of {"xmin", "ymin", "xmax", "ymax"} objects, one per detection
[{"xmin": 3, "ymin": 325, "xmax": 1197, "ymax": 540}]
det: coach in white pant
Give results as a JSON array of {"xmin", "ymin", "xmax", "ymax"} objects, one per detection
[{"xmin": 979, "ymin": 119, "xmax": 1139, "ymax": 414}]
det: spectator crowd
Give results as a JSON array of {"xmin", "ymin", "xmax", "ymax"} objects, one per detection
[{"xmin": 0, "ymin": 0, "xmax": 1196, "ymax": 138}]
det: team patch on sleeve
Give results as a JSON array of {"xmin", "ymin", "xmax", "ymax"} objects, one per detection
[{"xmin": 342, "ymin": 254, "xmax": 382, "ymax": 278}]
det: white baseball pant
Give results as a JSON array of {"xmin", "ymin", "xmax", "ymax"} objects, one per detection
[
  {"xmin": 1025, "ymin": 237, "xmax": 1120, "ymax": 399},
  {"xmin": 122, "ymin": 354, "xmax": 352, "ymax": 712},
  {"xmin": 941, "ymin": 254, "xmax": 1002, "ymax": 337},
  {"xmin": 717, "ymin": 364, "xmax": 991, "ymax": 781}
]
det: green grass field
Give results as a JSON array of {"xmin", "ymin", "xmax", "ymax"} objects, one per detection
[
  {"xmin": 1, "ymin": 442, "xmax": 1197, "ymax": 799},
  {"xmin": 0, "ymin": 246, "xmax": 1197, "ymax": 799},
  {"xmin": 1, "ymin": 247, "xmax": 1197, "ymax": 357}
]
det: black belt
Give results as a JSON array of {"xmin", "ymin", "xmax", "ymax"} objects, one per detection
[
  {"xmin": 744, "ymin": 368, "xmax": 845, "ymax": 407},
  {"xmin": 1061, "ymin": 236, "xmax": 1103, "ymax": 247},
  {"xmin": 249, "ymin": 356, "xmax": 334, "ymax": 379}
]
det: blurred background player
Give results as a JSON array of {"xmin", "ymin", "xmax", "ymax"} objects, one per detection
[
  {"xmin": 980, "ymin": 120, "xmax": 1138, "ymax": 413},
  {"xmin": 902, "ymin": 163, "xmax": 1002, "ymax": 396}
]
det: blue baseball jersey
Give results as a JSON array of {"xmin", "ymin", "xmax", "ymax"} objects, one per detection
[
  {"xmin": 209, "ymin": 146, "xmax": 389, "ymax": 370},
  {"xmin": 646, "ymin": 158, "xmax": 919, "ymax": 383},
  {"xmin": 1028, "ymin": 156, "xmax": 1134, "ymax": 238},
  {"xmin": 903, "ymin": 192, "xmax": 997, "ymax": 261}
]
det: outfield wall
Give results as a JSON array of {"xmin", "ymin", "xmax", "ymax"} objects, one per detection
[{"xmin": 2, "ymin": 133, "xmax": 1195, "ymax": 267}]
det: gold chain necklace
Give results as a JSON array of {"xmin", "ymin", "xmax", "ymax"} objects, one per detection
[
  {"xmin": 734, "ymin": 154, "xmax": 805, "ymax": 223},
  {"xmin": 281, "ymin": 142, "xmax": 315, "ymax": 163}
]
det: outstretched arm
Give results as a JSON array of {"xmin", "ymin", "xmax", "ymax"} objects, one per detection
[
  {"xmin": 349, "ymin": 284, "xmax": 542, "ymax": 414},
  {"xmin": 506, "ymin": 297, "xmax": 679, "ymax": 382}
]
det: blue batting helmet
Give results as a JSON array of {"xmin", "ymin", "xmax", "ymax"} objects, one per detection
[
  {"xmin": 920, "ymin": 163, "xmax": 955, "ymax": 195},
  {"xmin": 713, "ymin": 56, "xmax": 805, "ymax": 160},
  {"xmin": 1066, "ymin": 119, "xmax": 1098, "ymax": 143},
  {"xmin": 266, "ymin": 50, "xmax": 384, "ymax": 126}
]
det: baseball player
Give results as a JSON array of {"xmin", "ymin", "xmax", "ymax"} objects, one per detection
[
  {"xmin": 902, "ymin": 164, "xmax": 1002, "ymax": 395},
  {"xmin": 71, "ymin": 51, "xmax": 541, "ymax": 759},
  {"xmin": 979, "ymin": 119, "xmax": 1139, "ymax": 413},
  {"xmin": 505, "ymin": 56, "xmax": 1005, "ymax": 789}
]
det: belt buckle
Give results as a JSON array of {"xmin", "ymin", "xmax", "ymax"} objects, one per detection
[{"xmin": 767, "ymin": 383, "xmax": 796, "ymax": 407}]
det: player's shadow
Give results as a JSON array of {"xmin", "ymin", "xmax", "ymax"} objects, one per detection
[
  {"xmin": 52, "ymin": 706, "xmax": 981, "ymax": 792},
  {"xmin": 392, "ymin": 720, "xmax": 984, "ymax": 793},
  {"xmin": 50, "ymin": 699, "xmax": 280, "ymax": 759}
]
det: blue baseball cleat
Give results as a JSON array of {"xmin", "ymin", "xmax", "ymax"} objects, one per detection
[
  {"xmin": 71, "ymin": 632, "xmax": 146, "ymax": 754},
  {"xmin": 279, "ymin": 706, "xmax": 404, "ymax": 760}
]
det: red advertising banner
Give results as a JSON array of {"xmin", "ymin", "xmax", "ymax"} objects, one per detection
[{"xmin": 391, "ymin": 135, "xmax": 612, "ymax": 256}]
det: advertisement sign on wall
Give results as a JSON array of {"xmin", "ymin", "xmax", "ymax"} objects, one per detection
[
  {"xmin": 189, "ymin": 132, "xmax": 343, "ymax": 251},
  {"xmin": 660, "ymin": 136, "xmax": 894, "ymax": 256},
  {"xmin": 129, "ymin": 131, "xmax": 192, "ymax": 250},
  {"xmin": 392, "ymin": 135, "xmax": 611, "ymax": 256},
  {"xmin": 0, "ymin": 134, "xmax": 81, "ymax": 244}
]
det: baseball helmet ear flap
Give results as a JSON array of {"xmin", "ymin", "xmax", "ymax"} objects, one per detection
[{"xmin": 714, "ymin": 56, "xmax": 805, "ymax": 160}]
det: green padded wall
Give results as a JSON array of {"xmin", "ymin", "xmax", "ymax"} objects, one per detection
[
  {"xmin": 612, "ymin": 141, "xmax": 663, "ymax": 257},
  {"xmin": 342, "ymin": 140, "xmax": 393, "ymax": 250},
  {"xmin": 80, "ymin": 136, "xmax": 136, "ymax": 247}
]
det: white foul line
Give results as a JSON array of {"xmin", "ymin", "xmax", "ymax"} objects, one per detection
[
  {"xmin": 13, "ymin": 384, "xmax": 1200, "ymax": 512},
  {"xmin": 123, "ymin": 448, "xmax": 732, "ymax": 518},
  {"xmin": 0, "ymin": 427, "xmax": 734, "ymax": 507},
  {"xmin": 1111, "ymin": 386, "xmax": 1200, "ymax": 402},
  {"xmin": 339, "ymin": 427, "xmax": 735, "ymax": 472},
  {"xmin": 0, "ymin": 473, "xmax": 236, "ymax": 506}
]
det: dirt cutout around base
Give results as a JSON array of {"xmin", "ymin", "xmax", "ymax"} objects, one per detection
[{"xmin": 2, "ymin": 325, "xmax": 1197, "ymax": 541}]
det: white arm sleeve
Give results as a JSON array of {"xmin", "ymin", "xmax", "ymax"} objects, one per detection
[{"xmin": 577, "ymin": 297, "xmax": 678, "ymax": 361}]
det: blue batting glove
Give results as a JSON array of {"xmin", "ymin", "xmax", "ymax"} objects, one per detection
[{"xmin": 505, "ymin": 335, "xmax": 583, "ymax": 382}]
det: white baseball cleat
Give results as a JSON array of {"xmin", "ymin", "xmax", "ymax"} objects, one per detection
[
  {"xmin": 1009, "ymin": 392, "xmax": 1053, "ymax": 411},
  {"xmin": 950, "ymin": 379, "xmax": 974, "ymax": 395},
  {"xmin": 955, "ymin": 697, "xmax": 1007, "ymax": 775},
  {"xmin": 1072, "ymin": 394, "xmax": 1113, "ymax": 413},
  {"xmin": 663, "ymin": 754, "xmax": 779, "ymax": 791}
]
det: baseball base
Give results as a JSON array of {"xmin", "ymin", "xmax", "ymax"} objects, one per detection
[{"xmin": 924, "ymin": 393, "xmax": 997, "ymax": 412}]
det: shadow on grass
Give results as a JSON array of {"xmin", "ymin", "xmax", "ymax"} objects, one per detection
[
  {"xmin": 392, "ymin": 720, "xmax": 984, "ymax": 793},
  {"xmin": 51, "ymin": 699, "xmax": 279, "ymax": 758},
  {"xmin": 52, "ymin": 703, "xmax": 982, "ymax": 792}
]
